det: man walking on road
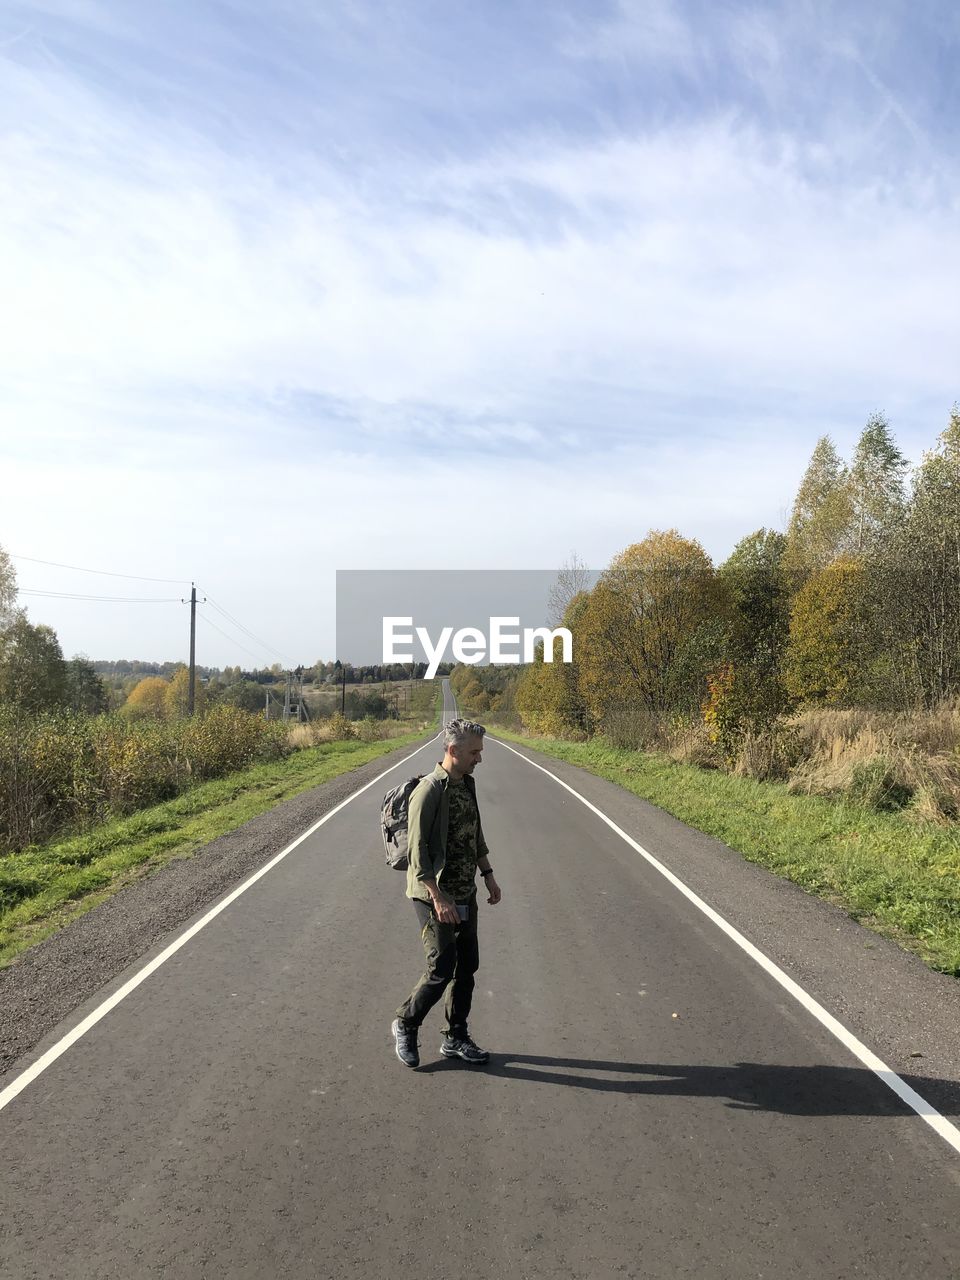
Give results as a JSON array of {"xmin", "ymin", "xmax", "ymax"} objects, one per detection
[{"xmin": 392, "ymin": 718, "xmax": 501, "ymax": 1069}]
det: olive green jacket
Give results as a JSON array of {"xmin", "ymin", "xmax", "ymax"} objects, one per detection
[{"xmin": 406, "ymin": 762, "xmax": 490, "ymax": 902}]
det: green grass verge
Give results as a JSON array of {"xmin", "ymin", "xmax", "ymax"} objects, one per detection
[
  {"xmin": 0, "ymin": 710, "xmax": 440, "ymax": 969},
  {"xmin": 490, "ymin": 726, "xmax": 960, "ymax": 978}
]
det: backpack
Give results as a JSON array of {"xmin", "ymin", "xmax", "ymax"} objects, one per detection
[{"xmin": 380, "ymin": 775, "xmax": 425, "ymax": 871}]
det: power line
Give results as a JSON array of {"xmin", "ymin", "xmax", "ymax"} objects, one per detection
[
  {"xmin": 15, "ymin": 555, "xmax": 292, "ymax": 670},
  {"xmin": 197, "ymin": 613, "xmax": 271, "ymax": 667},
  {"xmin": 20, "ymin": 589, "xmax": 181, "ymax": 603},
  {"xmin": 11, "ymin": 554, "xmax": 191, "ymax": 585},
  {"xmin": 202, "ymin": 593, "xmax": 283, "ymax": 657},
  {"xmin": 199, "ymin": 590, "xmax": 286, "ymax": 665}
]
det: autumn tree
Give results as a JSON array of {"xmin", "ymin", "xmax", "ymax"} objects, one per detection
[
  {"xmin": 0, "ymin": 544, "xmax": 17, "ymax": 627},
  {"xmin": 124, "ymin": 675, "xmax": 170, "ymax": 719},
  {"xmin": 514, "ymin": 654, "xmax": 552, "ymax": 734},
  {"xmin": 0, "ymin": 615, "xmax": 69, "ymax": 713},
  {"xmin": 783, "ymin": 556, "xmax": 866, "ymax": 706},
  {"xmin": 546, "ymin": 552, "xmax": 592, "ymax": 626},
  {"xmin": 846, "ymin": 413, "xmax": 908, "ymax": 556},
  {"xmin": 712, "ymin": 528, "xmax": 792, "ymax": 736},
  {"xmin": 220, "ymin": 680, "xmax": 268, "ymax": 713},
  {"xmin": 454, "ymin": 670, "xmax": 489, "ymax": 713},
  {"xmin": 515, "ymin": 592, "xmax": 590, "ymax": 736},
  {"xmin": 65, "ymin": 656, "xmax": 109, "ymax": 715},
  {"xmin": 782, "ymin": 436, "xmax": 853, "ymax": 584},
  {"xmin": 576, "ymin": 530, "xmax": 721, "ymax": 735},
  {"xmin": 822, "ymin": 414, "xmax": 910, "ymax": 706},
  {"xmin": 164, "ymin": 665, "xmax": 207, "ymax": 718},
  {"xmin": 880, "ymin": 407, "xmax": 960, "ymax": 706}
]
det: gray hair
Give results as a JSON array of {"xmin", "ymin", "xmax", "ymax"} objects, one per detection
[{"xmin": 443, "ymin": 718, "xmax": 486, "ymax": 750}]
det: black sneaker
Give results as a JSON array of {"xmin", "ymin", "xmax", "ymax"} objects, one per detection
[
  {"xmin": 391, "ymin": 1018, "xmax": 420, "ymax": 1068},
  {"xmin": 440, "ymin": 1031, "xmax": 489, "ymax": 1064}
]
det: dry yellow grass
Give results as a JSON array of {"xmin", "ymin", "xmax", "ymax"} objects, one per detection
[
  {"xmin": 785, "ymin": 699, "xmax": 960, "ymax": 822},
  {"xmin": 655, "ymin": 698, "xmax": 960, "ymax": 823},
  {"xmin": 286, "ymin": 723, "xmax": 326, "ymax": 748},
  {"xmin": 792, "ymin": 700, "xmax": 960, "ymax": 756},
  {"xmin": 665, "ymin": 719, "xmax": 719, "ymax": 769},
  {"xmin": 286, "ymin": 716, "xmax": 425, "ymax": 749}
]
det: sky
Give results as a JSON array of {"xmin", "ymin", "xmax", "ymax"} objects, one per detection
[{"xmin": 1, "ymin": 0, "xmax": 958, "ymax": 669}]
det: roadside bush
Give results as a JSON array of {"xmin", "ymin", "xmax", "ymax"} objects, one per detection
[
  {"xmin": 359, "ymin": 715, "xmax": 384, "ymax": 743},
  {"xmin": 0, "ymin": 706, "xmax": 293, "ymax": 856},
  {"xmin": 326, "ymin": 712, "xmax": 357, "ymax": 741},
  {"xmin": 0, "ymin": 709, "xmax": 109, "ymax": 850},
  {"xmin": 0, "ymin": 712, "xmax": 57, "ymax": 851},
  {"xmin": 602, "ymin": 700, "xmax": 660, "ymax": 750},
  {"xmin": 89, "ymin": 714, "xmax": 179, "ymax": 814},
  {"xmin": 702, "ymin": 660, "xmax": 791, "ymax": 773},
  {"xmin": 702, "ymin": 662, "xmax": 741, "ymax": 761},
  {"xmin": 179, "ymin": 706, "xmax": 287, "ymax": 779}
]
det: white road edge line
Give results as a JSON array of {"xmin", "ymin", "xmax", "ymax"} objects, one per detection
[
  {"xmin": 0, "ymin": 735, "xmax": 441, "ymax": 1114},
  {"xmin": 491, "ymin": 735, "xmax": 960, "ymax": 1160}
]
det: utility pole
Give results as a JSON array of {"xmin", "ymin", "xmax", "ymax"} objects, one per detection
[
  {"xmin": 334, "ymin": 659, "xmax": 346, "ymax": 715},
  {"xmin": 181, "ymin": 583, "xmax": 207, "ymax": 716},
  {"xmin": 188, "ymin": 584, "xmax": 197, "ymax": 715}
]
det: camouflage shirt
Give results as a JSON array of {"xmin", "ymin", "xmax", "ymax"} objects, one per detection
[
  {"xmin": 406, "ymin": 762, "xmax": 489, "ymax": 903},
  {"xmin": 437, "ymin": 776, "xmax": 480, "ymax": 902}
]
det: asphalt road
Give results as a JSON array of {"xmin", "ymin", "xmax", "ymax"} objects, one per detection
[{"xmin": 2, "ymin": 681, "xmax": 960, "ymax": 1278}]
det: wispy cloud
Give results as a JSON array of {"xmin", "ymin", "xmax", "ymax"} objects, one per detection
[
  {"xmin": 560, "ymin": 0, "xmax": 697, "ymax": 69},
  {"xmin": 4, "ymin": 87, "xmax": 954, "ymax": 412}
]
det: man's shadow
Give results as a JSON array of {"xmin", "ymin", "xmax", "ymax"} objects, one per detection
[{"xmin": 419, "ymin": 1053, "xmax": 960, "ymax": 1118}]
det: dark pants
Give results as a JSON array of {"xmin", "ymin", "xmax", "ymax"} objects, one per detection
[{"xmin": 396, "ymin": 892, "xmax": 479, "ymax": 1036}]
